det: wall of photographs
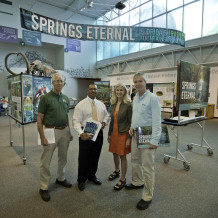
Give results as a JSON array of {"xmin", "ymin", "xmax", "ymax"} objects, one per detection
[{"xmin": 8, "ymin": 74, "xmax": 51, "ymax": 124}]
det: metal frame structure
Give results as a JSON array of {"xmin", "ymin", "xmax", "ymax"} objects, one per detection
[
  {"xmin": 9, "ymin": 116, "xmax": 27, "ymax": 165},
  {"xmin": 162, "ymin": 109, "xmax": 214, "ymax": 171},
  {"xmin": 96, "ymin": 36, "xmax": 218, "ymax": 77}
]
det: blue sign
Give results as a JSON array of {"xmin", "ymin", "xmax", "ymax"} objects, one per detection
[
  {"xmin": 22, "ymin": 30, "xmax": 42, "ymax": 46},
  {"xmin": 66, "ymin": 38, "xmax": 81, "ymax": 52},
  {"xmin": 0, "ymin": 25, "xmax": 18, "ymax": 43}
]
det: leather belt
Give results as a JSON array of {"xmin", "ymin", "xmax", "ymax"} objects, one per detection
[{"xmin": 45, "ymin": 126, "xmax": 67, "ymax": 130}]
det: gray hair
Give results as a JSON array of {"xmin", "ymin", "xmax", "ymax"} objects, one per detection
[
  {"xmin": 133, "ymin": 72, "xmax": 146, "ymax": 82},
  {"xmin": 52, "ymin": 72, "xmax": 66, "ymax": 85}
]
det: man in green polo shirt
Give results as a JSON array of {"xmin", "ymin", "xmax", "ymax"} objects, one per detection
[{"xmin": 37, "ymin": 72, "xmax": 73, "ymax": 202}]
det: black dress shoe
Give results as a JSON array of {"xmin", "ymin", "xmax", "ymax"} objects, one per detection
[
  {"xmin": 137, "ymin": 199, "xmax": 152, "ymax": 210},
  {"xmin": 88, "ymin": 177, "xmax": 102, "ymax": 185},
  {"xmin": 56, "ymin": 179, "xmax": 72, "ymax": 188},
  {"xmin": 39, "ymin": 189, "xmax": 50, "ymax": 202},
  {"xmin": 125, "ymin": 183, "xmax": 144, "ymax": 190},
  {"xmin": 78, "ymin": 182, "xmax": 85, "ymax": 191}
]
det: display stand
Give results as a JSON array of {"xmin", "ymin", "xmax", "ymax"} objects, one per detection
[
  {"xmin": 7, "ymin": 74, "xmax": 52, "ymax": 165},
  {"xmin": 162, "ymin": 109, "xmax": 214, "ymax": 171},
  {"xmin": 9, "ymin": 115, "xmax": 27, "ymax": 164}
]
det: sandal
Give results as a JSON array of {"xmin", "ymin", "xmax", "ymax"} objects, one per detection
[
  {"xmin": 114, "ymin": 179, "xmax": 126, "ymax": 191},
  {"xmin": 108, "ymin": 170, "xmax": 120, "ymax": 181}
]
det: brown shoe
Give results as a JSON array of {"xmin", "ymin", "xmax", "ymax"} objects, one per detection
[
  {"xmin": 56, "ymin": 179, "xmax": 72, "ymax": 188},
  {"xmin": 39, "ymin": 189, "xmax": 50, "ymax": 202}
]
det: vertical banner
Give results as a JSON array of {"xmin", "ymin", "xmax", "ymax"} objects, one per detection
[
  {"xmin": 8, "ymin": 75, "xmax": 22, "ymax": 123},
  {"xmin": 177, "ymin": 61, "xmax": 210, "ymax": 111},
  {"xmin": 94, "ymin": 81, "xmax": 110, "ymax": 108},
  {"xmin": 32, "ymin": 76, "xmax": 52, "ymax": 121},
  {"xmin": 22, "ymin": 75, "xmax": 33, "ymax": 123}
]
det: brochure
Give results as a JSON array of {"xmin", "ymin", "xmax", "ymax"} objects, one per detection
[
  {"xmin": 84, "ymin": 118, "xmax": 102, "ymax": 141},
  {"xmin": 136, "ymin": 125, "xmax": 170, "ymax": 148},
  {"xmin": 38, "ymin": 127, "xmax": 55, "ymax": 145}
]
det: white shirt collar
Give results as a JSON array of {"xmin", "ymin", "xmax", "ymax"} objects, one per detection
[{"xmin": 87, "ymin": 96, "xmax": 96, "ymax": 103}]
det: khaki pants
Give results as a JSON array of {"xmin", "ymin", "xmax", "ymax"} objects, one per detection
[
  {"xmin": 39, "ymin": 127, "xmax": 70, "ymax": 190},
  {"xmin": 131, "ymin": 134, "xmax": 155, "ymax": 201}
]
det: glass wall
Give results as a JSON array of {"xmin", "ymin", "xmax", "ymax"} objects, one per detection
[{"xmin": 96, "ymin": 0, "xmax": 218, "ymax": 61}]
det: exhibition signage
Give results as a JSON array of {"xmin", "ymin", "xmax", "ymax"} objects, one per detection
[
  {"xmin": 8, "ymin": 74, "xmax": 52, "ymax": 124},
  {"xmin": 66, "ymin": 38, "xmax": 81, "ymax": 52},
  {"xmin": 22, "ymin": 30, "xmax": 42, "ymax": 46},
  {"xmin": 20, "ymin": 8, "xmax": 185, "ymax": 47},
  {"xmin": 177, "ymin": 61, "xmax": 210, "ymax": 111},
  {"xmin": 0, "ymin": 25, "xmax": 18, "ymax": 43}
]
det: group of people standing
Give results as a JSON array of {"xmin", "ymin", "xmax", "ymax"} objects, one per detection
[{"xmin": 37, "ymin": 72, "xmax": 161, "ymax": 211}]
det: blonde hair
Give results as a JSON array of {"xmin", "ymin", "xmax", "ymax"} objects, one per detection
[{"xmin": 110, "ymin": 82, "xmax": 131, "ymax": 105}]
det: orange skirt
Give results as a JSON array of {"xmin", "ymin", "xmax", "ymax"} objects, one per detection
[{"xmin": 109, "ymin": 110, "xmax": 131, "ymax": 156}]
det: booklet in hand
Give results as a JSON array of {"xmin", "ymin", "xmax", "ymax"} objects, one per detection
[
  {"xmin": 136, "ymin": 126, "xmax": 152, "ymax": 148},
  {"xmin": 136, "ymin": 125, "xmax": 170, "ymax": 148},
  {"xmin": 84, "ymin": 118, "xmax": 102, "ymax": 141}
]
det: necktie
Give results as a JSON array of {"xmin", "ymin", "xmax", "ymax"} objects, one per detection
[{"xmin": 91, "ymin": 101, "xmax": 98, "ymax": 121}]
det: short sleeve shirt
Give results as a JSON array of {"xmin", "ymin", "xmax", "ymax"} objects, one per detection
[{"xmin": 38, "ymin": 90, "xmax": 69, "ymax": 127}]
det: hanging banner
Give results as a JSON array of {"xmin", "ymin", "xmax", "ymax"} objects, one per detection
[
  {"xmin": 20, "ymin": 8, "xmax": 185, "ymax": 47},
  {"xmin": 0, "ymin": 25, "xmax": 18, "ymax": 43},
  {"xmin": 22, "ymin": 30, "xmax": 42, "ymax": 46},
  {"xmin": 66, "ymin": 38, "xmax": 81, "ymax": 52}
]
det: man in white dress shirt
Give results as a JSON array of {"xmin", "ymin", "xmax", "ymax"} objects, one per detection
[{"xmin": 73, "ymin": 84, "xmax": 110, "ymax": 191}]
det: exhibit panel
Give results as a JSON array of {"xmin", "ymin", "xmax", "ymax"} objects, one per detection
[
  {"xmin": 8, "ymin": 74, "xmax": 22, "ymax": 123},
  {"xmin": 94, "ymin": 81, "xmax": 110, "ymax": 108},
  {"xmin": 177, "ymin": 60, "xmax": 210, "ymax": 111},
  {"xmin": 8, "ymin": 74, "xmax": 52, "ymax": 124},
  {"xmin": 153, "ymin": 83, "xmax": 174, "ymax": 108}
]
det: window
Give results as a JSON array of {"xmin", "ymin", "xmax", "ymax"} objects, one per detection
[
  {"xmin": 120, "ymin": 42, "xmax": 129, "ymax": 55},
  {"xmin": 184, "ymin": 0, "xmax": 202, "ymax": 40},
  {"xmin": 153, "ymin": 14, "xmax": 166, "ymax": 28},
  {"xmin": 97, "ymin": 41, "xmax": 103, "ymax": 61},
  {"xmin": 140, "ymin": 2, "xmax": 152, "ymax": 22},
  {"xmin": 111, "ymin": 42, "xmax": 120, "ymax": 57},
  {"xmin": 203, "ymin": 0, "xmax": 218, "ymax": 36},
  {"xmin": 167, "ymin": 8, "xmax": 183, "ymax": 31},
  {"xmin": 153, "ymin": 0, "xmax": 166, "ymax": 17},
  {"xmin": 120, "ymin": 13, "xmax": 129, "ymax": 26},
  {"xmin": 97, "ymin": 0, "xmax": 218, "ymax": 61},
  {"xmin": 167, "ymin": 0, "xmax": 183, "ymax": 11},
  {"xmin": 103, "ymin": 42, "xmax": 111, "ymax": 59},
  {"xmin": 130, "ymin": 7, "xmax": 139, "ymax": 26}
]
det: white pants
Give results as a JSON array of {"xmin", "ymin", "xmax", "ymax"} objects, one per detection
[
  {"xmin": 131, "ymin": 134, "xmax": 155, "ymax": 201},
  {"xmin": 40, "ymin": 127, "xmax": 70, "ymax": 190}
]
